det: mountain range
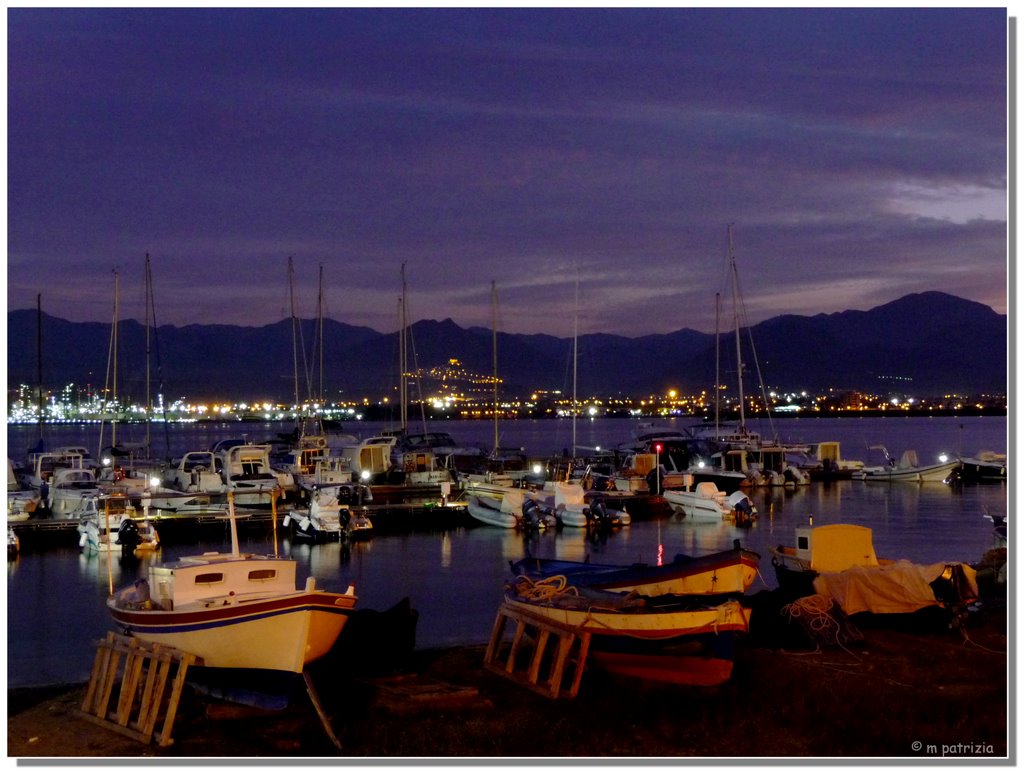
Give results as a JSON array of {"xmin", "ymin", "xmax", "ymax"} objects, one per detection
[{"xmin": 6, "ymin": 292, "xmax": 1007, "ymax": 403}]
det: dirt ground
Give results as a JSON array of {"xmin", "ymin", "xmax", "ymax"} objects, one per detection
[{"xmin": 8, "ymin": 585, "xmax": 1008, "ymax": 762}]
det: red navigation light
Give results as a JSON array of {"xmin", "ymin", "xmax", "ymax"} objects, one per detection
[{"xmin": 654, "ymin": 443, "xmax": 663, "ymax": 454}]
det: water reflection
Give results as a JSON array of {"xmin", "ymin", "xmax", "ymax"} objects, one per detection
[{"xmin": 7, "ymin": 477, "xmax": 1007, "ymax": 688}]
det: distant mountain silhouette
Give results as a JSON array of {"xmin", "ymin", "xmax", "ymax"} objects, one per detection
[{"xmin": 6, "ymin": 292, "xmax": 1006, "ymax": 402}]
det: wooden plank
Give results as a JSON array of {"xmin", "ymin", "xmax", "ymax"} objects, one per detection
[
  {"xmin": 81, "ymin": 632, "xmax": 115, "ymax": 714},
  {"xmin": 505, "ymin": 619, "xmax": 527, "ymax": 673},
  {"xmin": 483, "ymin": 609, "xmax": 507, "ymax": 664},
  {"xmin": 139, "ymin": 656, "xmax": 174, "ymax": 738},
  {"xmin": 527, "ymin": 628, "xmax": 551, "ymax": 686},
  {"xmin": 155, "ymin": 653, "xmax": 195, "ymax": 747},
  {"xmin": 566, "ymin": 631, "xmax": 591, "ymax": 699},
  {"xmin": 116, "ymin": 640, "xmax": 146, "ymax": 726}
]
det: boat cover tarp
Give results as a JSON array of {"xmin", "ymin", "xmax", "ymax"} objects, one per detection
[
  {"xmin": 813, "ymin": 560, "xmax": 978, "ymax": 615},
  {"xmin": 499, "ymin": 488, "xmax": 526, "ymax": 514},
  {"xmin": 553, "ymin": 482, "xmax": 586, "ymax": 507}
]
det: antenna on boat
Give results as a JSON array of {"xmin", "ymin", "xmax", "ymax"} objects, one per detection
[
  {"xmin": 227, "ymin": 491, "xmax": 240, "ymax": 557},
  {"xmin": 271, "ymin": 488, "xmax": 280, "ymax": 557}
]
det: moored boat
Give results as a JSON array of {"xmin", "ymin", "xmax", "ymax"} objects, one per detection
[
  {"xmin": 284, "ymin": 483, "xmax": 373, "ymax": 541},
  {"xmin": 857, "ymin": 447, "xmax": 960, "ymax": 483},
  {"xmin": 662, "ymin": 479, "xmax": 757, "ymax": 526}
]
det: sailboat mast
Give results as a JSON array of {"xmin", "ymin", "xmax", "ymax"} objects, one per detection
[
  {"xmin": 491, "ymin": 280, "xmax": 499, "ymax": 454},
  {"xmin": 572, "ymin": 271, "xmax": 579, "ymax": 458},
  {"xmin": 144, "ymin": 254, "xmax": 152, "ymax": 454},
  {"xmin": 728, "ymin": 226, "xmax": 745, "ymax": 430},
  {"xmin": 714, "ymin": 292, "xmax": 721, "ymax": 436},
  {"xmin": 36, "ymin": 294, "xmax": 43, "ymax": 442},
  {"xmin": 288, "ymin": 256, "xmax": 300, "ymax": 412},
  {"xmin": 317, "ymin": 264, "xmax": 324, "ymax": 406},
  {"xmin": 399, "ymin": 262, "xmax": 408, "ymax": 432},
  {"xmin": 113, "ymin": 270, "xmax": 120, "ymax": 449}
]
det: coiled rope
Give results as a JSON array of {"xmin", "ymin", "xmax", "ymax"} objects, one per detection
[
  {"xmin": 509, "ymin": 574, "xmax": 579, "ymax": 601},
  {"xmin": 781, "ymin": 594, "xmax": 862, "ymax": 658}
]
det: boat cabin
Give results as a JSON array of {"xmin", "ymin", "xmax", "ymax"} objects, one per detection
[
  {"xmin": 783, "ymin": 524, "xmax": 879, "ymax": 573},
  {"xmin": 146, "ymin": 553, "xmax": 302, "ymax": 611}
]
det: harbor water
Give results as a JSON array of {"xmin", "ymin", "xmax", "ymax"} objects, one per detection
[{"xmin": 6, "ymin": 415, "xmax": 1008, "ymax": 688}]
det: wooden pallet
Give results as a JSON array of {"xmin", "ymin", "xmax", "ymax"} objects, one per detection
[
  {"xmin": 483, "ymin": 602, "xmax": 591, "ymax": 699},
  {"xmin": 76, "ymin": 632, "xmax": 196, "ymax": 747}
]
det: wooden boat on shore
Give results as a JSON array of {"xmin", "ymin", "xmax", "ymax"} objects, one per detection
[
  {"xmin": 509, "ymin": 541, "xmax": 760, "ymax": 596},
  {"xmin": 107, "ymin": 494, "xmax": 358, "ymax": 673},
  {"xmin": 770, "ymin": 521, "xmax": 978, "ymax": 615},
  {"xmin": 503, "ymin": 576, "xmax": 751, "ymax": 685},
  {"xmin": 504, "ymin": 579, "xmax": 751, "ymax": 641}
]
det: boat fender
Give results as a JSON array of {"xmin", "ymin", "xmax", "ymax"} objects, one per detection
[{"xmin": 283, "ymin": 513, "xmax": 291, "ymax": 527}]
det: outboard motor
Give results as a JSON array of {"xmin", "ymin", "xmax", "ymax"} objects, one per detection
[
  {"xmin": 521, "ymin": 498, "xmax": 543, "ymax": 530},
  {"xmin": 587, "ymin": 500, "xmax": 613, "ymax": 531},
  {"xmin": 118, "ymin": 518, "xmax": 140, "ymax": 556},
  {"xmin": 734, "ymin": 496, "xmax": 755, "ymax": 528}
]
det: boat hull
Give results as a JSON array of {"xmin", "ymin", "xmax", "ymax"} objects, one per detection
[
  {"xmin": 501, "ymin": 596, "xmax": 750, "ymax": 640},
  {"xmin": 510, "ymin": 547, "xmax": 760, "ymax": 596},
  {"xmin": 467, "ymin": 496, "xmax": 518, "ymax": 528},
  {"xmin": 108, "ymin": 591, "xmax": 355, "ymax": 673},
  {"xmin": 859, "ymin": 461, "xmax": 959, "ymax": 483}
]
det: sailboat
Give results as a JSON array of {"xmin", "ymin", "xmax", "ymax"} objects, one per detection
[
  {"xmin": 272, "ymin": 261, "xmax": 354, "ymax": 495},
  {"xmin": 686, "ymin": 228, "xmax": 810, "ymax": 492},
  {"xmin": 461, "ymin": 282, "xmax": 532, "ymax": 499}
]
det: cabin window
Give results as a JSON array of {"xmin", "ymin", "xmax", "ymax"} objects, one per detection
[
  {"xmin": 194, "ymin": 572, "xmax": 224, "ymax": 585},
  {"xmin": 798, "ymin": 537, "xmax": 809, "ymax": 550},
  {"xmin": 241, "ymin": 461, "xmax": 263, "ymax": 476},
  {"xmin": 248, "ymin": 569, "xmax": 277, "ymax": 581}
]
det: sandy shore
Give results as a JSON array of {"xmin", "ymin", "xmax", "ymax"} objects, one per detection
[{"xmin": 8, "ymin": 584, "xmax": 1008, "ymax": 761}]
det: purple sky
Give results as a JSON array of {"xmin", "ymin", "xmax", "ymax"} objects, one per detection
[{"xmin": 6, "ymin": 7, "xmax": 1008, "ymax": 337}]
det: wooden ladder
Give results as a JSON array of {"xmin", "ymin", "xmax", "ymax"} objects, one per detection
[
  {"xmin": 77, "ymin": 632, "xmax": 196, "ymax": 747},
  {"xmin": 483, "ymin": 601, "xmax": 591, "ymax": 699}
]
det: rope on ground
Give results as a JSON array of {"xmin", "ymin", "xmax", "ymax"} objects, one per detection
[
  {"xmin": 959, "ymin": 625, "xmax": 1007, "ymax": 655},
  {"xmin": 781, "ymin": 594, "xmax": 863, "ymax": 660}
]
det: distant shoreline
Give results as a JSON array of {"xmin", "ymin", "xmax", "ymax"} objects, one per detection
[{"xmin": 5, "ymin": 406, "xmax": 1008, "ymax": 426}]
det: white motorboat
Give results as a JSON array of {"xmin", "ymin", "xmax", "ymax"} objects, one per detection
[
  {"xmin": 663, "ymin": 479, "xmax": 757, "ymax": 525},
  {"xmin": 284, "ymin": 483, "xmax": 373, "ymax": 541},
  {"xmin": 857, "ymin": 447, "xmax": 960, "ymax": 483},
  {"xmin": 78, "ymin": 496, "xmax": 160, "ymax": 554},
  {"xmin": 48, "ymin": 467, "xmax": 104, "ymax": 519},
  {"xmin": 214, "ymin": 440, "xmax": 284, "ymax": 506},
  {"xmin": 544, "ymin": 481, "xmax": 630, "ymax": 529}
]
